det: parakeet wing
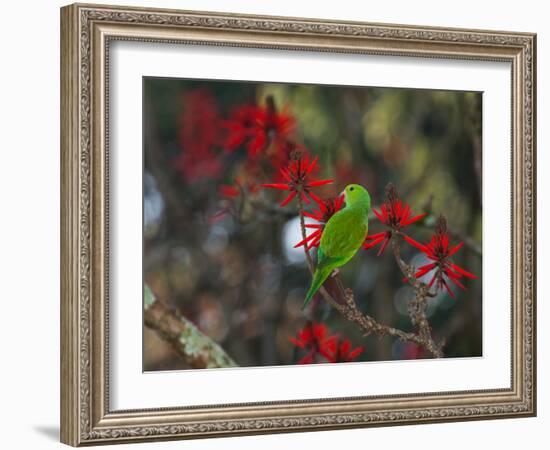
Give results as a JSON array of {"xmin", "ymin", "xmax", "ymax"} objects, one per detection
[
  {"xmin": 320, "ymin": 209, "xmax": 368, "ymax": 259},
  {"xmin": 316, "ymin": 246, "xmax": 348, "ymax": 271}
]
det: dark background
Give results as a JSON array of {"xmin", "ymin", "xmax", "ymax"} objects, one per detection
[{"xmin": 143, "ymin": 77, "xmax": 482, "ymax": 370}]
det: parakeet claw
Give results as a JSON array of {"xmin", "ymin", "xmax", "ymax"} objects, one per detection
[{"xmin": 331, "ymin": 269, "xmax": 340, "ymax": 278}]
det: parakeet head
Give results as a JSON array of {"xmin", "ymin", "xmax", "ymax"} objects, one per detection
[{"xmin": 343, "ymin": 184, "xmax": 371, "ymax": 209}]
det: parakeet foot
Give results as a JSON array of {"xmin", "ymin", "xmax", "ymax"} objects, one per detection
[{"xmin": 331, "ymin": 269, "xmax": 340, "ymax": 278}]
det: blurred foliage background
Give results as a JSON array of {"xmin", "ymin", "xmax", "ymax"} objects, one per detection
[{"xmin": 143, "ymin": 77, "xmax": 482, "ymax": 370}]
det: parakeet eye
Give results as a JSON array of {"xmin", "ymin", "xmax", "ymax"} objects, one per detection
[{"xmin": 350, "ymin": 187, "xmax": 354, "ymax": 191}]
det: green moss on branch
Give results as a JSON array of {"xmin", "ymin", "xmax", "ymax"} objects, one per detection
[{"xmin": 144, "ymin": 285, "xmax": 237, "ymax": 369}]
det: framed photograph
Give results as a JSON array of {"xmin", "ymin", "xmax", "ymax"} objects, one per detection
[{"xmin": 60, "ymin": 3, "xmax": 536, "ymax": 446}]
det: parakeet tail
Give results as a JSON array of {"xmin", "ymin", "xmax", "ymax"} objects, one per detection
[{"xmin": 302, "ymin": 267, "xmax": 332, "ymax": 310}]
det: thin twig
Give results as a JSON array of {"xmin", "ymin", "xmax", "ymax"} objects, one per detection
[
  {"xmin": 391, "ymin": 237, "xmax": 443, "ymax": 357},
  {"xmin": 407, "ymin": 289, "xmax": 444, "ymax": 358}
]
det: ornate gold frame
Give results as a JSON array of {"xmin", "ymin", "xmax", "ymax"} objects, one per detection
[{"xmin": 60, "ymin": 3, "xmax": 536, "ymax": 446}]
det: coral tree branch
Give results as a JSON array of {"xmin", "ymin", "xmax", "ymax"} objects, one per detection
[
  {"xmin": 144, "ymin": 284, "xmax": 237, "ymax": 369},
  {"xmin": 297, "ymin": 199, "xmax": 443, "ymax": 358},
  {"xmin": 391, "ymin": 237, "xmax": 443, "ymax": 357}
]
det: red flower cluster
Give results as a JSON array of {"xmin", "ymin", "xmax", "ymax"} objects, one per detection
[
  {"xmin": 220, "ymin": 99, "xmax": 295, "ymax": 198},
  {"xmin": 405, "ymin": 216, "xmax": 476, "ymax": 298},
  {"xmin": 364, "ymin": 184, "xmax": 426, "ymax": 255},
  {"xmin": 329, "ymin": 338, "xmax": 364, "ymax": 363},
  {"xmin": 223, "ymin": 96, "xmax": 295, "ymax": 159},
  {"xmin": 175, "ymin": 92, "xmax": 301, "ymax": 201},
  {"xmin": 294, "ymin": 195, "xmax": 345, "ymax": 250},
  {"xmin": 361, "ymin": 184, "xmax": 476, "ymax": 298},
  {"xmin": 222, "ymin": 105, "xmax": 262, "ymax": 154},
  {"xmin": 289, "ymin": 322, "xmax": 363, "ymax": 364},
  {"xmin": 289, "ymin": 322, "xmax": 335, "ymax": 364},
  {"xmin": 174, "ymin": 89, "xmax": 223, "ymax": 182},
  {"xmin": 262, "ymin": 154, "xmax": 333, "ymax": 207}
]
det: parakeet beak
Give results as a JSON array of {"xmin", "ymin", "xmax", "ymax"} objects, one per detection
[{"xmin": 340, "ymin": 189, "xmax": 346, "ymax": 200}]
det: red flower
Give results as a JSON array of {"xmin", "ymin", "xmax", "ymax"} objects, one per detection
[
  {"xmin": 363, "ymin": 230, "xmax": 393, "ymax": 255},
  {"xmin": 255, "ymin": 97, "xmax": 295, "ymax": 157},
  {"xmin": 218, "ymin": 177, "xmax": 261, "ymax": 199},
  {"xmin": 262, "ymin": 154, "xmax": 333, "ymax": 207},
  {"xmin": 289, "ymin": 323, "xmax": 364, "ymax": 364},
  {"xmin": 222, "ymin": 105, "xmax": 261, "ymax": 153},
  {"xmin": 402, "ymin": 342, "xmax": 424, "ymax": 360},
  {"xmin": 404, "ymin": 216, "xmax": 477, "ymax": 299},
  {"xmin": 364, "ymin": 183, "xmax": 426, "ymax": 255},
  {"xmin": 218, "ymin": 184, "xmax": 240, "ymax": 198},
  {"xmin": 223, "ymin": 96, "xmax": 295, "ymax": 159},
  {"xmin": 289, "ymin": 322, "xmax": 337, "ymax": 364},
  {"xmin": 330, "ymin": 338, "xmax": 364, "ymax": 363},
  {"xmin": 294, "ymin": 196, "xmax": 344, "ymax": 250},
  {"xmin": 174, "ymin": 89, "xmax": 223, "ymax": 182}
]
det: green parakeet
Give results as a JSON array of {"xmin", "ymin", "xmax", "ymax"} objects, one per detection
[{"xmin": 303, "ymin": 184, "xmax": 371, "ymax": 309}]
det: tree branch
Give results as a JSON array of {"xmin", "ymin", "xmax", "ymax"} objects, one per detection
[
  {"xmin": 144, "ymin": 284, "xmax": 237, "ymax": 369},
  {"xmin": 296, "ymin": 200, "xmax": 443, "ymax": 357},
  {"xmin": 391, "ymin": 236, "xmax": 443, "ymax": 357}
]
